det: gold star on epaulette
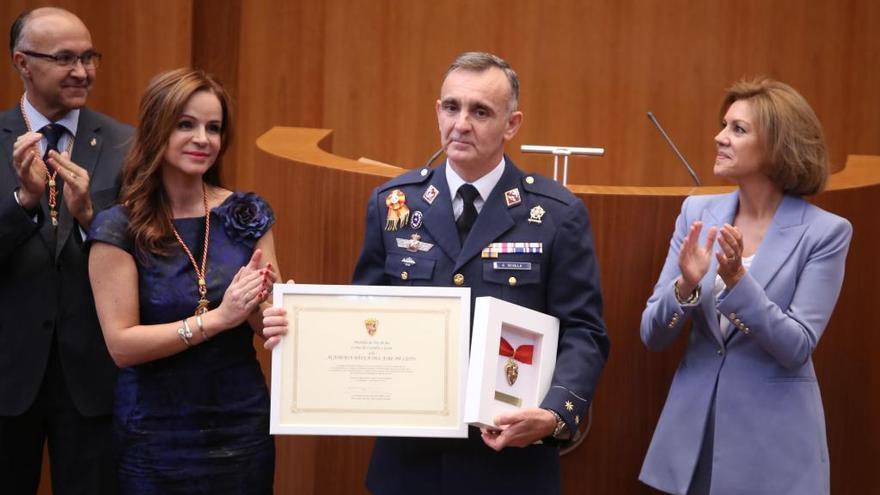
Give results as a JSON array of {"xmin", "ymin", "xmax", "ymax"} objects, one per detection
[{"xmin": 565, "ymin": 400, "xmax": 574, "ymax": 412}]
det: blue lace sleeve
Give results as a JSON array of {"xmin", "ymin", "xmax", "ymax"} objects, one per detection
[{"xmin": 87, "ymin": 205, "xmax": 133, "ymax": 253}]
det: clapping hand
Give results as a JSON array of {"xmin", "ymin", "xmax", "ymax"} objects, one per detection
[
  {"xmin": 11, "ymin": 132, "xmax": 47, "ymax": 210},
  {"xmin": 677, "ymin": 220, "xmax": 717, "ymax": 296},
  {"xmin": 715, "ymin": 224, "xmax": 746, "ymax": 288},
  {"xmin": 216, "ymin": 249, "xmax": 276, "ymax": 328},
  {"xmin": 46, "ymin": 150, "xmax": 93, "ymax": 228}
]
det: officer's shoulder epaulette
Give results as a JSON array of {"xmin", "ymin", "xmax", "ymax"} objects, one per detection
[
  {"xmin": 520, "ymin": 173, "xmax": 578, "ymax": 206},
  {"xmin": 377, "ymin": 166, "xmax": 435, "ymax": 193}
]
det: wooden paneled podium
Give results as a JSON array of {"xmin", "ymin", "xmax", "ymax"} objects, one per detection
[{"xmin": 255, "ymin": 127, "xmax": 880, "ymax": 494}]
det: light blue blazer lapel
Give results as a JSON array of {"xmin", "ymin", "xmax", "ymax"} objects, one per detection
[
  {"xmin": 421, "ymin": 164, "xmax": 461, "ymax": 261},
  {"xmin": 697, "ymin": 191, "xmax": 739, "ymax": 348},
  {"xmin": 744, "ymin": 194, "xmax": 808, "ymax": 292},
  {"xmin": 454, "ymin": 161, "xmax": 517, "ymax": 272}
]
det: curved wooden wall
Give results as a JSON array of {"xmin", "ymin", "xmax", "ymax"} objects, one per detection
[
  {"xmin": 1, "ymin": 0, "xmax": 193, "ymax": 125},
  {"xmin": 255, "ymin": 127, "xmax": 880, "ymax": 494},
  {"xmin": 226, "ymin": 0, "xmax": 880, "ymax": 192}
]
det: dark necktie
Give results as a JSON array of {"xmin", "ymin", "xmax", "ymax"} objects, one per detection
[
  {"xmin": 40, "ymin": 123, "xmax": 66, "ymax": 162},
  {"xmin": 456, "ymin": 184, "xmax": 480, "ymax": 245}
]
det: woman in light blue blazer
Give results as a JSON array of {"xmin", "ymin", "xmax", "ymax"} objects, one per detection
[{"xmin": 639, "ymin": 78, "xmax": 852, "ymax": 495}]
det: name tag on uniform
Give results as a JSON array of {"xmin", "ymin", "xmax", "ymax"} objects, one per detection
[{"xmin": 493, "ymin": 261, "xmax": 532, "ymax": 271}]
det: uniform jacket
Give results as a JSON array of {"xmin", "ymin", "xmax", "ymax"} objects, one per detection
[
  {"xmin": 639, "ymin": 192, "xmax": 852, "ymax": 495},
  {"xmin": 0, "ymin": 105, "xmax": 131, "ymax": 416},
  {"xmin": 353, "ymin": 158, "xmax": 609, "ymax": 494}
]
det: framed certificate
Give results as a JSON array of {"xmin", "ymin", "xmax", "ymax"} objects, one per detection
[
  {"xmin": 270, "ymin": 284, "xmax": 471, "ymax": 438},
  {"xmin": 464, "ymin": 296, "xmax": 559, "ymax": 430}
]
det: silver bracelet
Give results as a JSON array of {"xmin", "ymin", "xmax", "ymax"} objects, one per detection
[
  {"xmin": 178, "ymin": 319, "xmax": 193, "ymax": 347},
  {"xmin": 196, "ymin": 314, "xmax": 209, "ymax": 342}
]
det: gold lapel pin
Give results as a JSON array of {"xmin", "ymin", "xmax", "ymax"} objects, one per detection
[{"xmin": 90, "ymin": 137, "xmax": 97, "ymax": 146}]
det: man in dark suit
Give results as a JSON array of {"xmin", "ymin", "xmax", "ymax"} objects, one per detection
[
  {"xmin": 0, "ymin": 7, "xmax": 131, "ymax": 494},
  {"xmin": 353, "ymin": 52, "xmax": 610, "ymax": 494}
]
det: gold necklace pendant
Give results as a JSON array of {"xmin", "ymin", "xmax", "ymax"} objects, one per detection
[
  {"xmin": 171, "ymin": 183, "xmax": 212, "ymax": 319},
  {"xmin": 195, "ymin": 299, "xmax": 209, "ymax": 316},
  {"xmin": 19, "ymin": 96, "xmax": 71, "ymax": 229},
  {"xmin": 195, "ymin": 277, "xmax": 209, "ymax": 315}
]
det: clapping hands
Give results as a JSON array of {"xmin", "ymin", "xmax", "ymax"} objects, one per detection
[
  {"xmin": 11, "ymin": 132, "xmax": 47, "ymax": 210},
  {"xmin": 678, "ymin": 221, "xmax": 746, "ymax": 295},
  {"xmin": 216, "ymin": 249, "xmax": 276, "ymax": 328},
  {"xmin": 46, "ymin": 149, "xmax": 93, "ymax": 228}
]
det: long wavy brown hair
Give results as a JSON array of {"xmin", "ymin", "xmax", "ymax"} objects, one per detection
[{"xmin": 120, "ymin": 68, "xmax": 233, "ymax": 256}]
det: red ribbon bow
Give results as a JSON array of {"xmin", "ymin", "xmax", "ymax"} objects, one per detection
[{"xmin": 499, "ymin": 337, "xmax": 534, "ymax": 364}]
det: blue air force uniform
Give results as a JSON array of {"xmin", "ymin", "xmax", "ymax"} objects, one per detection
[{"xmin": 353, "ymin": 157, "xmax": 609, "ymax": 494}]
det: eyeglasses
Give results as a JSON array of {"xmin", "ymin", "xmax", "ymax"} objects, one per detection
[{"xmin": 20, "ymin": 50, "xmax": 102, "ymax": 69}]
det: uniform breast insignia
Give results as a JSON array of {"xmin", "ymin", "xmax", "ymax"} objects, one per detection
[
  {"xmin": 528, "ymin": 205, "xmax": 546, "ymax": 224},
  {"xmin": 396, "ymin": 234, "xmax": 434, "ymax": 252},
  {"xmin": 481, "ymin": 242, "xmax": 543, "ymax": 258},
  {"xmin": 504, "ymin": 188, "xmax": 522, "ymax": 207},
  {"xmin": 422, "ymin": 185, "xmax": 439, "ymax": 205},
  {"xmin": 401, "ymin": 256, "xmax": 416, "ymax": 266},
  {"xmin": 90, "ymin": 137, "xmax": 97, "ymax": 147},
  {"xmin": 384, "ymin": 189, "xmax": 410, "ymax": 231},
  {"xmin": 499, "ymin": 337, "xmax": 533, "ymax": 385},
  {"xmin": 410, "ymin": 210, "xmax": 424, "ymax": 229}
]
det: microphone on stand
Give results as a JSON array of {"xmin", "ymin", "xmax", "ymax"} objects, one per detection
[
  {"xmin": 646, "ymin": 112, "xmax": 702, "ymax": 186},
  {"xmin": 423, "ymin": 147, "xmax": 445, "ymax": 169}
]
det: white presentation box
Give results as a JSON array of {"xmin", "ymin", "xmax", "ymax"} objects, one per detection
[{"xmin": 464, "ymin": 296, "xmax": 559, "ymax": 430}]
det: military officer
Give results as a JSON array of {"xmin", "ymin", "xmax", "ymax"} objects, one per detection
[{"xmin": 352, "ymin": 51, "xmax": 610, "ymax": 495}]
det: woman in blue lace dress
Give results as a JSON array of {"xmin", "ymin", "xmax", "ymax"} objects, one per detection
[{"xmin": 88, "ymin": 68, "xmax": 281, "ymax": 494}]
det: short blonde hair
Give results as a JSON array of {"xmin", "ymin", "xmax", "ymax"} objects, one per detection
[{"xmin": 721, "ymin": 78, "xmax": 828, "ymax": 196}]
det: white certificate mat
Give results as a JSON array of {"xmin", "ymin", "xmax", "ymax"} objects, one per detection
[
  {"xmin": 464, "ymin": 296, "xmax": 559, "ymax": 430},
  {"xmin": 271, "ymin": 284, "xmax": 470, "ymax": 437}
]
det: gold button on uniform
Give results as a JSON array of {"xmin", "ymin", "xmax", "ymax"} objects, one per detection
[
  {"xmin": 420, "ymin": 168, "xmax": 428, "ymax": 176},
  {"xmin": 525, "ymin": 176, "xmax": 535, "ymax": 184},
  {"xmin": 453, "ymin": 273, "xmax": 465, "ymax": 286},
  {"xmin": 400, "ymin": 271, "xmax": 408, "ymax": 281},
  {"xmin": 508, "ymin": 276, "xmax": 517, "ymax": 286}
]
